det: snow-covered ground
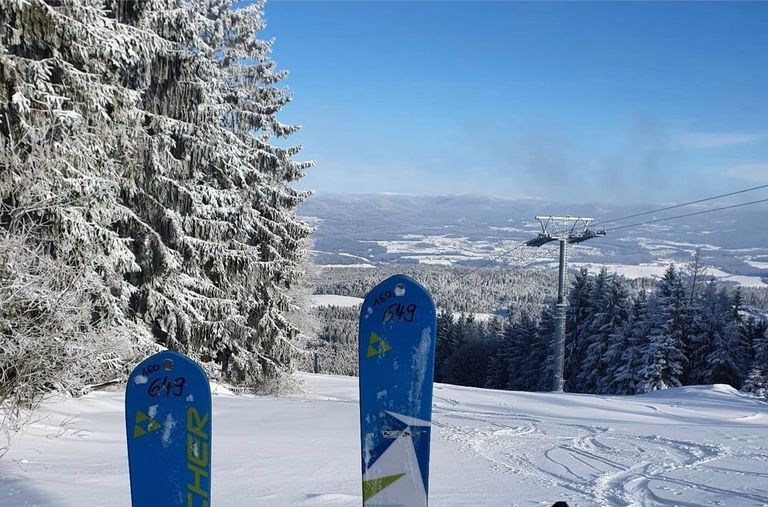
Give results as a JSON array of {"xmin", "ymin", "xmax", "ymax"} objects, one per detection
[
  {"xmin": 746, "ymin": 259, "xmax": 768, "ymax": 270},
  {"xmin": 573, "ymin": 261, "xmax": 768, "ymax": 288},
  {"xmin": 3, "ymin": 374, "xmax": 767, "ymax": 506},
  {"xmin": 309, "ymin": 294, "xmax": 364, "ymax": 307}
]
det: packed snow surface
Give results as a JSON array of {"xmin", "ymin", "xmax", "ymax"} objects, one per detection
[{"xmin": 2, "ymin": 374, "xmax": 768, "ymax": 506}]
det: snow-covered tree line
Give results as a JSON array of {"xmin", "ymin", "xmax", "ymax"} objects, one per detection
[
  {"xmin": 561, "ymin": 264, "xmax": 767, "ymax": 395},
  {"xmin": 1, "ymin": 0, "xmax": 311, "ymax": 408},
  {"xmin": 295, "ymin": 305, "xmax": 359, "ymax": 377},
  {"xmin": 313, "ymin": 264, "xmax": 561, "ymax": 314},
  {"xmin": 308, "ymin": 262, "xmax": 767, "ymax": 399},
  {"xmin": 478, "ymin": 264, "xmax": 767, "ymax": 397}
]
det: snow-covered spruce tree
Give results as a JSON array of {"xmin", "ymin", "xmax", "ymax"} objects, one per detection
[
  {"xmin": 681, "ymin": 250, "xmax": 709, "ymax": 384},
  {"xmin": 685, "ymin": 248, "xmax": 708, "ymax": 306},
  {"xmin": 741, "ymin": 317, "xmax": 768, "ymax": 399},
  {"xmin": 564, "ymin": 267, "xmax": 592, "ymax": 391},
  {"xmin": 576, "ymin": 268, "xmax": 611, "ymax": 392},
  {"xmin": 108, "ymin": 0, "xmax": 312, "ymax": 383},
  {"xmin": 742, "ymin": 367, "xmax": 766, "ymax": 398},
  {"xmin": 688, "ymin": 280, "xmax": 719, "ymax": 384},
  {"xmin": 483, "ymin": 315, "xmax": 509, "ymax": 389},
  {"xmin": 607, "ymin": 291, "xmax": 650, "ymax": 395},
  {"xmin": 691, "ymin": 284, "xmax": 737, "ymax": 386},
  {"xmin": 435, "ymin": 309, "xmax": 457, "ymax": 383},
  {"xmin": 1, "ymin": 0, "xmax": 154, "ymax": 407},
  {"xmin": 637, "ymin": 265, "xmax": 689, "ymax": 392},
  {"xmin": 534, "ymin": 303, "xmax": 556, "ymax": 391},
  {"xmin": 590, "ymin": 274, "xmax": 630, "ymax": 394},
  {"xmin": 687, "ymin": 281, "xmax": 752, "ymax": 388},
  {"xmin": 2, "ymin": 0, "xmax": 312, "ymax": 391},
  {"xmin": 442, "ymin": 314, "xmax": 493, "ymax": 387},
  {"xmin": 506, "ymin": 313, "xmax": 542, "ymax": 391}
]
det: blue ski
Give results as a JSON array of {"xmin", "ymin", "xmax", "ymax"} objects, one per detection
[
  {"xmin": 125, "ymin": 350, "xmax": 212, "ymax": 506},
  {"xmin": 358, "ymin": 275, "xmax": 437, "ymax": 506}
]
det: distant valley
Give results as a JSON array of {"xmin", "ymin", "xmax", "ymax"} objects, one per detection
[{"xmin": 300, "ymin": 192, "xmax": 768, "ymax": 287}]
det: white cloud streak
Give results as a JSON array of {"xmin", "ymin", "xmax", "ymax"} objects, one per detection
[
  {"xmin": 725, "ymin": 163, "xmax": 768, "ymax": 182},
  {"xmin": 678, "ymin": 132, "xmax": 766, "ymax": 149}
]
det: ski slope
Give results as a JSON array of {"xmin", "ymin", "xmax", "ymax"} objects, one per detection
[{"xmin": 2, "ymin": 374, "xmax": 767, "ymax": 506}]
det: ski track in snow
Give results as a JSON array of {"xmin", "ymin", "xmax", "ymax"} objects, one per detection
[{"xmin": 433, "ymin": 397, "xmax": 768, "ymax": 506}]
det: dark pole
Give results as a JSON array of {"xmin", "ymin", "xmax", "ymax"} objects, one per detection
[{"xmin": 553, "ymin": 239, "xmax": 567, "ymax": 392}]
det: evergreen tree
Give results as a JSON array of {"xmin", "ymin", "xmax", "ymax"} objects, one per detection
[
  {"xmin": 741, "ymin": 366, "xmax": 766, "ymax": 398},
  {"xmin": 506, "ymin": 313, "xmax": 542, "ymax": 391},
  {"xmin": 1, "ymin": 0, "xmax": 158, "ymax": 405},
  {"xmin": 1, "ymin": 0, "xmax": 312, "ymax": 386},
  {"xmin": 1, "ymin": 0, "xmax": 150, "ymax": 335},
  {"xmin": 119, "ymin": 0, "xmax": 312, "ymax": 382},
  {"xmin": 607, "ymin": 291, "xmax": 649, "ymax": 394},
  {"xmin": 689, "ymin": 284, "xmax": 748, "ymax": 388},
  {"xmin": 741, "ymin": 321, "xmax": 766, "ymax": 397},
  {"xmin": 484, "ymin": 315, "xmax": 511, "ymax": 389},
  {"xmin": 704, "ymin": 289, "xmax": 748, "ymax": 387},
  {"xmin": 535, "ymin": 303, "xmax": 556, "ymax": 391},
  {"xmin": 578, "ymin": 268, "xmax": 629, "ymax": 392},
  {"xmin": 689, "ymin": 281, "xmax": 720, "ymax": 384},
  {"xmin": 741, "ymin": 318, "xmax": 766, "ymax": 399},
  {"xmin": 578, "ymin": 269, "xmax": 620, "ymax": 393},
  {"xmin": 637, "ymin": 265, "xmax": 688, "ymax": 392},
  {"xmin": 564, "ymin": 267, "xmax": 592, "ymax": 391},
  {"xmin": 681, "ymin": 250, "xmax": 710, "ymax": 384},
  {"xmin": 592, "ymin": 275, "xmax": 631, "ymax": 393},
  {"xmin": 685, "ymin": 249, "xmax": 708, "ymax": 306},
  {"xmin": 435, "ymin": 310, "xmax": 457, "ymax": 383},
  {"xmin": 442, "ymin": 315, "xmax": 496, "ymax": 387}
]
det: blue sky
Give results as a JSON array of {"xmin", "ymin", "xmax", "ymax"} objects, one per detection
[{"xmin": 260, "ymin": 1, "xmax": 768, "ymax": 203}]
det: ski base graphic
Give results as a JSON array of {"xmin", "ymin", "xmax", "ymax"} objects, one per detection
[
  {"xmin": 359, "ymin": 275, "xmax": 437, "ymax": 506},
  {"xmin": 125, "ymin": 350, "xmax": 212, "ymax": 507}
]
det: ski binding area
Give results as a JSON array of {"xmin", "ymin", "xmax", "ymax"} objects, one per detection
[{"xmin": 2, "ymin": 374, "xmax": 768, "ymax": 506}]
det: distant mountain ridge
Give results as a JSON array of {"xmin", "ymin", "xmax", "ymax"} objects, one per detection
[{"xmin": 299, "ymin": 192, "xmax": 768, "ymax": 286}]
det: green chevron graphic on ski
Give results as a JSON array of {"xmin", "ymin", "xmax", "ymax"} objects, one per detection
[
  {"xmin": 132, "ymin": 410, "xmax": 161, "ymax": 438},
  {"xmin": 362, "ymin": 473, "xmax": 406, "ymax": 501},
  {"xmin": 367, "ymin": 331, "xmax": 392, "ymax": 358}
]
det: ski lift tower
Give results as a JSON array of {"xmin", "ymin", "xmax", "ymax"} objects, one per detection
[{"xmin": 525, "ymin": 216, "xmax": 605, "ymax": 392}]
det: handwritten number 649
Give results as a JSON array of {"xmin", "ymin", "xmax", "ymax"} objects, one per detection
[
  {"xmin": 384, "ymin": 303, "xmax": 417, "ymax": 323},
  {"xmin": 148, "ymin": 376, "xmax": 186, "ymax": 397}
]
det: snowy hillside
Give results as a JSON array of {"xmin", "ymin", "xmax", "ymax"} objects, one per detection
[
  {"xmin": 2, "ymin": 374, "xmax": 767, "ymax": 506},
  {"xmin": 310, "ymin": 294, "xmax": 365, "ymax": 307}
]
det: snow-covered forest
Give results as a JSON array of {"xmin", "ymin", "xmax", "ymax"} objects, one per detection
[
  {"xmin": 0, "ymin": 0, "xmax": 311, "ymax": 418},
  {"xmin": 308, "ymin": 260, "xmax": 768, "ymax": 398}
]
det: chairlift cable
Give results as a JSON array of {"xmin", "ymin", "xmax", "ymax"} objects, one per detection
[
  {"xmin": 593, "ymin": 183, "xmax": 768, "ymax": 226},
  {"xmin": 605, "ymin": 197, "xmax": 768, "ymax": 232}
]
